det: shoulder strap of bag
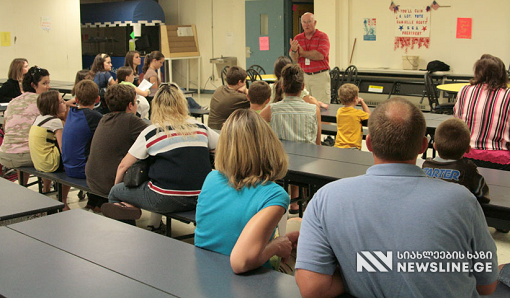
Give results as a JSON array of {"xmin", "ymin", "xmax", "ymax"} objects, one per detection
[{"xmin": 37, "ymin": 116, "xmax": 58, "ymax": 127}]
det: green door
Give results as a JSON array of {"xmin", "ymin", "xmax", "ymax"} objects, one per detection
[{"xmin": 245, "ymin": 0, "xmax": 286, "ymax": 74}]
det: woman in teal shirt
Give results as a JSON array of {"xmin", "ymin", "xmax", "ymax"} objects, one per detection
[{"xmin": 195, "ymin": 109, "xmax": 298, "ymax": 274}]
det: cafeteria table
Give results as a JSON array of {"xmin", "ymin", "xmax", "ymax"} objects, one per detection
[
  {"xmin": 8, "ymin": 209, "xmax": 302, "ymax": 298},
  {"xmin": 0, "ymin": 227, "xmax": 174, "ymax": 297},
  {"xmin": 0, "ymin": 177, "xmax": 64, "ymax": 222}
]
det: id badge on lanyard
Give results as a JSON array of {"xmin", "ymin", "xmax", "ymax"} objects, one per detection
[{"xmin": 305, "ymin": 58, "xmax": 311, "ymax": 66}]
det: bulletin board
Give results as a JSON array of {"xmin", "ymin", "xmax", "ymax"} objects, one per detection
[{"xmin": 160, "ymin": 25, "xmax": 200, "ymax": 58}]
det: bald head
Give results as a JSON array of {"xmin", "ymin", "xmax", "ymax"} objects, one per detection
[
  {"xmin": 301, "ymin": 12, "xmax": 317, "ymax": 35},
  {"xmin": 368, "ymin": 97, "xmax": 426, "ymax": 162}
]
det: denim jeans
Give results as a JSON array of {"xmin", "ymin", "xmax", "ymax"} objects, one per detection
[{"xmin": 108, "ymin": 181, "xmax": 197, "ymax": 213}]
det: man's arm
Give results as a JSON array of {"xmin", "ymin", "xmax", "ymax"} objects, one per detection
[
  {"xmin": 295, "ymin": 268, "xmax": 344, "ymax": 298},
  {"xmin": 289, "ymin": 38, "xmax": 300, "ymax": 63},
  {"xmin": 476, "ymin": 281, "xmax": 497, "ymax": 296},
  {"xmin": 298, "ymin": 45, "xmax": 325, "ymax": 61}
]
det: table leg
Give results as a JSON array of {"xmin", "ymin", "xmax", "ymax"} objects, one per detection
[
  {"xmin": 186, "ymin": 59, "xmax": 190, "ymax": 91},
  {"xmin": 198, "ymin": 57, "xmax": 201, "ymax": 94}
]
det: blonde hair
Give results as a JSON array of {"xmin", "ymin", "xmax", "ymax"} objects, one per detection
[
  {"xmin": 8, "ymin": 58, "xmax": 28, "ymax": 81},
  {"xmin": 215, "ymin": 109, "xmax": 288, "ymax": 190},
  {"xmin": 151, "ymin": 83, "xmax": 195, "ymax": 136}
]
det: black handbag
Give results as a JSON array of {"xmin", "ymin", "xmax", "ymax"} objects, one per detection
[{"xmin": 123, "ymin": 159, "xmax": 150, "ymax": 188}]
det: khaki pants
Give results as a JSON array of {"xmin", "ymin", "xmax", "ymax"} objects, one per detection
[
  {"xmin": 304, "ymin": 70, "xmax": 331, "ymax": 104},
  {"xmin": 0, "ymin": 151, "xmax": 33, "ymax": 168}
]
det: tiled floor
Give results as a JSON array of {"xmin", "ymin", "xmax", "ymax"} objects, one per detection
[{"xmin": 26, "ymin": 91, "xmax": 510, "ymax": 264}]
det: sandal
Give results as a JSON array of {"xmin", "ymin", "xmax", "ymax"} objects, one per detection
[
  {"xmin": 146, "ymin": 221, "xmax": 166, "ymax": 235},
  {"xmin": 101, "ymin": 202, "xmax": 142, "ymax": 220}
]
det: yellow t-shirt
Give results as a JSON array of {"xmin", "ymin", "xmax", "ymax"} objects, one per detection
[
  {"xmin": 334, "ymin": 107, "xmax": 370, "ymax": 149},
  {"xmin": 28, "ymin": 115, "xmax": 63, "ymax": 172}
]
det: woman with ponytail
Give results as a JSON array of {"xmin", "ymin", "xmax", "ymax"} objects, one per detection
[{"xmin": 141, "ymin": 51, "xmax": 165, "ymax": 91}]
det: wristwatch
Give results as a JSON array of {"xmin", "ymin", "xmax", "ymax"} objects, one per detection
[{"xmin": 291, "ymin": 50, "xmax": 297, "ymax": 53}]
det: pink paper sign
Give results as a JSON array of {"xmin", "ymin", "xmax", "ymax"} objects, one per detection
[
  {"xmin": 259, "ymin": 36, "xmax": 269, "ymax": 51},
  {"xmin": 456, "ymin": 18, "xmax": 472, "ymax": 39}
]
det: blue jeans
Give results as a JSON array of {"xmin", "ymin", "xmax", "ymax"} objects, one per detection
[{"xmin": 108, "ymin": 181, "xmax": 197, "ymax": 214}]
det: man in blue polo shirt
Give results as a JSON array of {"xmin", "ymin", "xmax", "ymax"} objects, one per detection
[{"xmin": 295, "ymin": 98, "xmax": 499, "ymax": 297}]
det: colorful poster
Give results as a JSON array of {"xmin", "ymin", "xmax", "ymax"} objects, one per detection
[
  {"xmin": 1, "ymin": 32, "xmax": 11, "ymax": 47},
  {"xmin": 394, "ymin": 7, "xmax": 430, "ymax": 52},
  {"xmin": 363, "ymin": 18, "xmax": 376, "ymax": 41},
  {"xmin": 456, "ymin": 18, "xmax": 472, "ymax": 39},
  {"xmin": 41, "ymin": 17, "xmax": 51, "ymax": 31},
  {"xmin": 259, "ymin": 36, "xmax": 269, "ymax": 51}
]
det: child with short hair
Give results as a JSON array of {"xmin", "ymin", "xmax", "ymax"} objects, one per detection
[
  {"xmin": 334, "ymin": 83, "xmax": 371, "ymax": 149},
  {"xmin": 117, "ymin": 66, "xmax": 150, "ymax": 119},
  {"xmin": 28, "ymin": 90, "xmax": 71, "ymax": 209},
  {"xmin": 61, "ymin": 79, "xmax": 103, "ymax": 211},
  {"xmin": 422, "ymin": 118, "xmax": 489, "ymax": 204},
  {"xmin": 247, "ymin": 80, "xmax": 271, "ymax": 113}
]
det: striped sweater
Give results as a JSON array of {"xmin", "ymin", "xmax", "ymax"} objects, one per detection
[
  {"xmin": 454, "ymin": 84, "xmax": 510, "ymax": 151},
  {"xmin": 128, "ymin": 119, "xmax": 219, "ymax": 196}
]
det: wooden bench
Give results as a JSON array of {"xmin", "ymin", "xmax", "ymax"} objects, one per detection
[{"xmin": 16, "ymin": 167, "xmax": 108, "ymax": 202}]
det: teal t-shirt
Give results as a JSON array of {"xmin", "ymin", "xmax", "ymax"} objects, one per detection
[{"xmin": 195, "ymin": 170, "xmax": 289, "ymax": 258}]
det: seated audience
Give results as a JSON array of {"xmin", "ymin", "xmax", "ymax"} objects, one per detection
[
  {"xmin": 260, "ymin": 63, "xmax": 321, "ymax": 145},
  {"xmin": 67, "ymin": 69, "xmax": 89, "ymax": 108},
  {"xmin": 102, "ymin": 83, "xmax": 219, "ymax": 230},
  {"xmin": 124, "ymin": 50, "xmax": 141, "ymax": 86},
  {"xmin": 271, "ymin": 56, "xmax": 328, "ymax": 109},
  {"xmin": 195, "ymin": 109, "xmax": 298, "ymax": 274},
  {"xmin": 422, "ymin": 118, "xmax": 489, "ymax": 204},
  {"xmin": 260, "ymin": 63, "xmax": 320, "ymax": 214},
  {"xmin": 141, "ymin": 51, "xmax": 165, "ymax": 91},
  {"xmin": 61, "ymin": 79, "xmax": 103, "ymax": 211},
  {"xmin": 117, "ymin": 66, "xmax": 150, "ymax": 119},
  {"xmin": 0, "ymin": 66, "xmax": 51, "ymax": 186},
  {"xmin": 454, "ymin": 54, "xmax": 510, "ymax": 170},
  {"xmin": 0, "ymin": 58, "xmax": 28, "ymax": 103},
  {"xmin": 208, "ymin": 66, "xmax": 250, "ymax": 130},
  {"xmin": 295, "ymin": 97, "xmax": 499, "ymax": 298},
  {"xmin": 334, "ymin": 83, "xmax": 371, "ymax": 150},
  {"xmin": 28, "ymin": 90, "xmax": 71, "ymax": 209},
  {"xmin": 86, "ymin": 84, "xmax": 147, "ymax": 200},
  {"xmin": 247, "ymin": 80, "xmax": 271, "ymax": 113},
  {"xmin": 86, "ymin": 53, "xmax": 116, "ymax": 114}
]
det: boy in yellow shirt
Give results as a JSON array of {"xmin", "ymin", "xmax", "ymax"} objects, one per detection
[{"xmin": 334, "ymin": 83, "xmax": 371, "ymax": 149}]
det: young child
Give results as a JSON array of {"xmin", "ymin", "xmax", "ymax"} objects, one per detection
[
  {"xmin": 195, "ymin": 109, "xmax": 298, "ymax": 273},
  {"xmin": 61, "ymin": 79, "xmax": 103, "ymax": 211},
  {"xmin": 422, "ymin": 118, "xmax": 490, "ymax": 204},
  {"xmin": 67, "ymin": 69, "xmax": 89, "ymax": 108},
  {"xmin": 334, "ymin": 83, "xmax": 371, "ymax": 150},
  {"xmin": 116, "ymin": 66, "xmax": 150, "ymax": 119},
  {"xmin": 28, "ymin": 90, "xmax": 71, "ymax": 210},
  {"xmin": 247, "ymin": 80, "xmax": 271, "ymax": 113}
]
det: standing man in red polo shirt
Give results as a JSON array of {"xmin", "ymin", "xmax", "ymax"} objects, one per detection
[{"xmin": 290, "ymin": 12, "xmax": 331, "ymax": 105}]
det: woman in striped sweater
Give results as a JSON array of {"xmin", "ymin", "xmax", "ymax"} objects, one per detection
[{"xmin": 454, "ymin": 54, "xmax": 510, "ymax": 170}]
